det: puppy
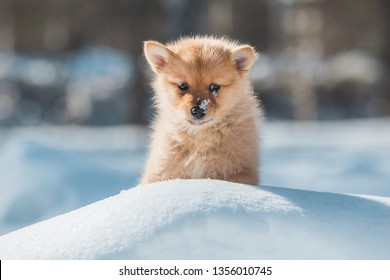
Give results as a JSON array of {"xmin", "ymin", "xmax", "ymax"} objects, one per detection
[{"xmin": 141, "ymin": 36, "xmax": 262, "ymax": 185}]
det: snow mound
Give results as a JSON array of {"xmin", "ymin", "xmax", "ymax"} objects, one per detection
[{"xmin": 0, "ymin": 179, "xmax": 389, "ymax": 259}]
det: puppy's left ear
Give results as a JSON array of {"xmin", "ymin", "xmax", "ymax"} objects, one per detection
[{"xmin": 231, "ymin": 46, "xmax": 257, "ymax": 74}]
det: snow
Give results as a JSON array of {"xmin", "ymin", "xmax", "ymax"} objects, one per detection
[
  {"xmin": 261, "ymin": 119, "xmax": 390, "ymax": 196},
  {"xmin": 0, "ymin": 126, "xmax": 147, "ymax": 235},
  {"xmin": 0, "ymin": 179, "xmax": 389, "ymax": 259},
  {"xmin": 198, "ymin": 98, "xmax": 211, "ymax": 112},
  {"xmin": 0, "ymin": 118, "xmax": 389, "ymax": 259}
]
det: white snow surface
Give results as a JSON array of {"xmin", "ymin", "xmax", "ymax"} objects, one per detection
[
  {"xmin": 0, "ymin": 119, "xmax": 389, "ymax": 259},
  {"xmin": 0, "ymin": 179, "xmax": 389, "ymax": 260}
]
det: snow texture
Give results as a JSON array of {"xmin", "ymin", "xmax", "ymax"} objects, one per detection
[
  {"xmin": 0, "ymin": 179, "xmax": 389, "ymax": 259},
  {"xmin": 261, "ymin": 119, "xmax": 390, "ymax": 197},
  {"xmin": 0, "ymin": 126, "xmax": 147, "ymax": 235},
  {"xmin": 0, "ymin": 119, "xmax": 389, "ymax": 259},
  {"xmin": 198, "ymin": 99, "xmax": 211, "ymax": 112}
]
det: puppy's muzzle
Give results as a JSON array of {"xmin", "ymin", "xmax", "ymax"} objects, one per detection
[{"xmin": 191, "ymin": 106, "xmax": 206, "ymax": 119}]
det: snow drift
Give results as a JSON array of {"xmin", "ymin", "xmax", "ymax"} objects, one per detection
[
  {"xmin": 1, "ymin": 119, "xmax": 390, "ymax": 236},
  {"xmin": 0, "ymin": 179, "xmax": 389, "ymax": 260}
]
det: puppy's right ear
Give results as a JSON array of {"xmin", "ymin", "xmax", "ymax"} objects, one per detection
[{"xmin": 144, "ymin": 41, "xmax": 172, "ymax": 73}]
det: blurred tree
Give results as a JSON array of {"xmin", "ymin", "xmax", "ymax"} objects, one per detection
[
  {"xmin": 378, "ymin": 0, "xmax": 390, "ymax": 115},
  {"xmin": 0, "ymin": 0, "xmax": 15, "ymax": 51},
  {"xmin": 44, "ymin": 0, "xmax": 69, "ymax": 52}
]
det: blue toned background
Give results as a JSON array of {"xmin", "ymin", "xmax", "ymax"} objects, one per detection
[{"xmin": 0, "ymin": 0, "xmax": 389, "ymax": 235}]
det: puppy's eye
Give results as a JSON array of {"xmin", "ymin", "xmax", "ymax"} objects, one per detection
[
  {"xmin": 178, "ymin": 82, "xmax": 189, "ymax": 91},
  {"xmin": 209, "ymin": 83, "xmax": 221, "ymax": 94}
]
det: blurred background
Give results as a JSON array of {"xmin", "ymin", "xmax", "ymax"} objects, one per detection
[
  {"xmin": 1, "ymin": 0, "xmax": 390, "ymax": 125},
  {"xmin": 0, "ymin": 0, "xmax": 389, "ymax": 235}
]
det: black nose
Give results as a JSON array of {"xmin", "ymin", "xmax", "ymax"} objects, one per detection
[{"xmin": 191, "ymin": 106, "xmax": 206, "ymax": 119}]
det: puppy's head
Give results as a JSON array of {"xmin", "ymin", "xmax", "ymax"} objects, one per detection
[{"xmin": 144, "ymin": 36, "xmax": 257, "ymax": 128}]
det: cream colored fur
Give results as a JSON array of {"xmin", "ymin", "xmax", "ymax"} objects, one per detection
[{"xmin": 141, "ymin": 36, "xmax": 262, "ymax": 185}]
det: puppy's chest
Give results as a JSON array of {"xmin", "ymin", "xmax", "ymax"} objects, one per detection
[
  {"xmin": 176, "ymin": 146, "xmax": 216, "ymax": 178},
  {"xmin": 168, "ymin": 130, "xmax": 232, "ymax": 177}
]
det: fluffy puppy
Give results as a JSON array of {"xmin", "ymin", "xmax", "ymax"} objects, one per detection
[{"xmin": 141, "ymin": 36, "xmax": 262, "ymax": 185}]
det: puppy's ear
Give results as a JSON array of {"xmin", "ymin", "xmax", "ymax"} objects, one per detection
[
  {"xmin": 144, "ymin": 41, "xmax": 173, "ymax": 73},
  {"xmin": 230, "ymin": 46, "xmax": 257, "ymax": 74}
]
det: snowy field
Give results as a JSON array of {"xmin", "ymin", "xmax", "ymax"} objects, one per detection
[
  {"xmin": 0, "ymin": 119, "xmax": 389, "ymax": 259},
  {"xmin": 1, "ymin": 180, "xmax": 389, "ymax": 259}
]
